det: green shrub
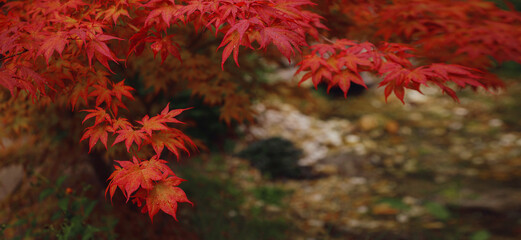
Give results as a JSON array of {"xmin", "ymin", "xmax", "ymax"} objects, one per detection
[{"xmin": 237, "ymin": 137, "xmax": 304, "ymax": 179}]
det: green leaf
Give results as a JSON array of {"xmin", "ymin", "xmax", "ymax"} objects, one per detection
[
  {"xmin": 72, "ymin": 197, "xmax": 86, "ymax": 212},
  {"xmin": 252, "ymin": 186, "xmax": 287, "ymax": 206},
  {"xmin": 58, "ymin": 223, "xmax": 73, "ymax": 240},
  {"xmin": 51, "ymin": 211, "xmax": 62, "ymax": 221},
  {"xmin": 0, "ymin": 223, "xmax": 7, "ymax": 234},
  {"xmin": 378, "ymin": 197, "xmax": 410, "ymax": 211},
  {"xmin": 424, "ymin": 202, "xmax": 451, "ymax": 220},
  {"xmin": 58, "ymin": 198, "xmax": 69, "ymax": 211},
  {"xmin": 83, "ymin": 200, "xmax": 97, "ymax": 218},
  {"xmin": 82, "ymin": 184, "xmax": 92, "ymax": 193},
  {"xmin": 13, "ymin": 217, "xmax": 28, "ymax": 226},
  {"xmin": 82, "ymin": 225, "xmax": 100, "ymax": 240},
  {"xmin": 70, "ymin": 216, "xmax": 83, "ymax": 234},
  {"xmin": 471, "ymin": 230, "xmax": 491, "ymax": 240},
  {"xmin": 56, "ymin": 175, "xmax": 67, "ymax": 187},
  {"xmin": 39, "ymin": 188, "xmax": 54, "ymax": 201}
]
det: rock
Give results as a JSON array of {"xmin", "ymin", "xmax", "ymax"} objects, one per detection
[
  {"xmin": 308, "ymin": 219, "xmax": 325, "ymax": 228},
  {"xmin": 299, "ymin": 141, "xmax": 329, "ymax": 166},
  {"xmin": 499, "ymin": 133, "xmax": 517, "ymax": 146},
  {"xmin": 385, "ymin": 120, "xmax": 399, "ymax": 134},
  {"xmin": 451, "ymin": 188, "xmax": 521, "ymax": 213},
  {"xmin": 488, "ymin": 118, "xmax": 503, "ymax": 128},
  {"xmin": 345, "ymin": 134, "xmax": 361, "ymax": 144},
  {"xmin": 403, "ymin": 159, "xmax": 418, "ymax": 172},
  {"xmin": 0, "ymin": 164, "xmax": 24, "ymax": 201},
  {"xmin": 265, "ymin": 205, "xmax": 282, "ymax": 213},
  {"xmin": 423, "ymin": 222, "xmax": 445, "ymax": 229},
  {"xmin": 316, "ymin": 152, "xmax": 370, "ymax": 177},
  {"xmin": 359, "ymin": 115, "xmax": 380, "ymax": 131},
  {"xmin": 453, "ymin": 107, "xmax": 469, "ymax": 116},
  {"xmin": 357, "ymin": 205, "xmax": 369, "ymax": 214},
  {"xmin": 372, "ymin": 203, "xmax": 399, "ymax": 215},
  {"xmin": 309, "ymin": 193, "xmax": 324, "ymax": 202},
  {"xmin": 314, "ymin": 164, "xmax": 338, "ymax": 175},
  {"xmin": 244, "ymin": 101, "xmax": 356, "ymax": 168},
  {"xmin": 407, "ymin": 91, "xmax": 429, "ymax": 104},
  {"xmin": 396, "ymin": 214, "xmax": 409, "ymax": 223}
]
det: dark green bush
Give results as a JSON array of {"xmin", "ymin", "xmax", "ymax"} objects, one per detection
[{"xmin": 237, "ymin": 137, "xmax": 304, "ymax": 179}]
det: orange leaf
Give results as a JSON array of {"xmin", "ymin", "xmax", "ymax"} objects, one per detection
[
  {"xmin": 142, "ymin": 177, "xmax": 192, "ymax": 221},
  {"xmin": 82, "ymin": 107, "xmax": 110, "ymax": 126},
  {"xmin": 113, "ymin": 128, "xmax": 147, "ymax": 152},
  {"xmin": 138, "ymin": 115, "xmax": 169, "ymax": 136},
  {"xmin": 149, "ymin": 129, "xmax": 195, "ymax": 158},
  {"xmin": 80, "ymin": 123, "xmax": 110, "ymax": 152}
]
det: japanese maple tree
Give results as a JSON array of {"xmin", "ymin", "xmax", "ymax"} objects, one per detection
[{"xmin": 1, "ymin": 0, "xmax": 520, "ymax": 222}]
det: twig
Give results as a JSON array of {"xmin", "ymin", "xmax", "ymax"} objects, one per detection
[{"xmin": 0, "ymin": 48, "xmax": 28, "ymax": 62}]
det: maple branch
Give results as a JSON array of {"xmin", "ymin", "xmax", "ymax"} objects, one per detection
[
  {"xmin": 186, "ymin": 29, "xmax": 208, "ymax": 50},
  {"xmin": 185, "ymin": 29, "xmax": 223, "ymax": 53},
  {"xmin": 107, "ymin": 107, "xmax": 117, "ymax": 121},
  {"xmin": 321, "ymin": 35, "xmax": 336, "ymax": 44},
  {"xmin": 130, "ymin": 143, "xmax": 140, "ymax": 159},
  {"xmin": 88, "ymin": 148, "xmax": 111, "ymax": 187},
  {"xmin": 0, "ymin": 48, "xmax": 28, "ymax": 62}
]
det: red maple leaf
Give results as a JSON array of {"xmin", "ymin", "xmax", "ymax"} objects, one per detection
[
  {"xmin": 106, "ymin": 156, "xmax": 187, "ymax": 220},
  {"xmin": 138, "ymin": 177, "xmax": 192, "ymax": 221},
  {"xmin": 328, "ymin": 71, "xmax": 367, "ymax": 97},
  {"xmin": 85, "ymin": 34, "xmax": 122, "ymax": 71},
  {"xmin": 107, "ymin": 157, "xmax": 164, "ymax": 201},
  {"xmin": 148, "ymin": 129, "xmax": 194, "ymax": 158},
  {"xmin": 144, "ymin": 2, "xmax": 179, "ymax": 27},
  {"xmin": 110, "ymin": 117, "xmax": 132, "ymax": 132},
  {"xmin": 90, "ymin": 83, "xmax": 113, "ymax": 107},
  {"xmin": 140, "ymin": 157, "xmax": 175, "ymax": 176},
  {"xmin": 97, "ymin": 5, "xmax": 130, "ymax": 24},
  {"xmin": 259, "ymin": 25, "xmax": 305, "ymax": 62},
  {"xmin": 149, "ymin": 34, "xmax": 181, "ymax": 64},
  {"xmin": 37, "ymin": 32, "xmax": 69, "ymax": 63},
  {"xmin": 158, "ymin": 103, "xmax": 190, "ymax": 124},
  {"xmin": 69, "ymin": 81, "xmax": 91, "ymax": 110},
  {"xmin": 128, "ymin": 28, "xmax": 151, "ymax": 58},
  {"xmin": 82, "ymin": 107, "xmax": 110, "ymax": 126},
  {"xmin": 113, "ymin": 128, "xmax": 147, "ymax": 152},
  {"xmin": 0, "ymin": 68, "xmax": 17, "ymax": 96},
  {"xmin": 218, "ymin": 26, "xmax": 251, "ymax": 68},
  {"xmin": 111, "ymin": 80, "xmax": 134, "ymax": 102},
  {"xmin": 138, "ymin": 115, "xmax": 169, "ymax": 136},
  {"xmin": 80, "ymin": 123, "xmax": 111, "ymax": 152}
]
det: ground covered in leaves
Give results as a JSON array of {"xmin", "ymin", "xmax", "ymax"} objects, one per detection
[{"xmin": 225, "ymin": 71, "xmax": 521, "ymax": 239}]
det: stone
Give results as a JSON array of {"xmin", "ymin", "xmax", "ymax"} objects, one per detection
[
  {"xmin": 385, "ymin": 120, "xmax": 399, "ymax": 134},
  {"xmin": 314, "ymin": 164, "xmax": 338, "ymax": 175},
  {"xmin": 0, "ymin": 164, "xmax": 24, "ymax": 201},
  {"xmin": 372, "ymin": 203, "xmax": 399, "ymax": 215},
  {"xmin": 359, "ymin": 115, "xmax": 380, "ymax": 131}
]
